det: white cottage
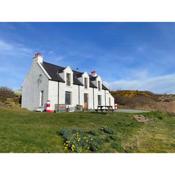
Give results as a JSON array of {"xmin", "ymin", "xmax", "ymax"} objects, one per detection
[{"xmin": 22, "ymin": 53, "xmax": 114, "ymax": 111}]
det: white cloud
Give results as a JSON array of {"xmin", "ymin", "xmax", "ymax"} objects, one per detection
[
  {"xmin": 107, "ymin": 73, "xmax": 175, "ymax": 94},
  {"xmin": 55, "ymin": 55, "xmax": 64, "ymax": 61},
  {"xmin": 0, "ymin": 39, "xmax": 33, "ymax": 57},
  {"xmin": 0, "ymin": 40, "xmax": 13, "ymax": 51}
]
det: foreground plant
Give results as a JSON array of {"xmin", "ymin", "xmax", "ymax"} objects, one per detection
[{"xmin": 59, "ymin": 128, "xmax": 101, "ymax": 153}]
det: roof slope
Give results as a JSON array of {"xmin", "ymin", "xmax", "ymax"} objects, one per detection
[
  {"xmin": 102, "ymin": 84, "xmax": 109, "ymax": 90},
  {"xmin": 42, "ymin": 61, "xmax": 83, "ymax": 86},
  {"xmin": 42, "ymin": 61, "xmax": 109, "ymax": 90},
  {"xmin": 42, "ymin": 62, "xmax": 65, "ymax": 82}
]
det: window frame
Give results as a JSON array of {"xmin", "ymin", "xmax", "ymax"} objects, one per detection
[
  {"xmin": 84, "ymin": 77, "xmax": 88, "ymax": 89},
  {"xmin": 65, "ymin": 91, "xmax": 71, "ymax": 105},
  {"xmin": 98, "ymin": 95, "xmax": 102, "ymax": 106},
  {"xmin": 40, "ymin": 90, "xmax": 44, "ymax": 107},
  {"xmin": 98, "ymin": 80, "xmax": 101, "ymax": 91},
  {"xmin": 66, "ymin": 73, "xmax": 71, "ymax": 86}
]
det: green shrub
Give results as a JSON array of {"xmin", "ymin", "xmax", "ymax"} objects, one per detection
[
  {"xmin": 111, "ymin": 142, "xmax": 124, "ymax": 152},
  {"xmin": 100, "ymin": 127, "xmax": 114, "ymax": 134},
  {"xmin": 157, "ymin": 116, "xmax": 163, "ymax": 120},
  {"xmin": 109, "ymin": 135, "xmax": 116, "ymax": 141},
  {"xmin": 87, "ymin": 130, "xmax": 97, "ymax": 136},
  {"xmin": 0, "ymin": 87, "xmax": 16, "ymax": 102},
  {"xmin": 59, "ymin": 128, "xmax": 101, "ymax": 153}
]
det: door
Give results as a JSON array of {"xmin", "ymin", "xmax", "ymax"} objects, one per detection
[{"xmin": 84, "ymin": 93, "xmax": 88, "ymax": 110}]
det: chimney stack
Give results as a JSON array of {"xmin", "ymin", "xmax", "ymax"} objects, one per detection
[
  {"xmin": 33, "ymin": 52, "xmax": 43, "ymax": 63},
  {"xmin": 91, "ymin": 70, "xmax": 97, "ymax": 77}
]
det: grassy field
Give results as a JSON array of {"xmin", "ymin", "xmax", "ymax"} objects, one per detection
[{"xmin": 0, "ymin": 109, "xmax": 174, "ymax": 153}]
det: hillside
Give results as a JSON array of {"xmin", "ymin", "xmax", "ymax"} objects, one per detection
[{"xmin": 111, "ymin": 90, "xmax": 175, "ymax": 113}]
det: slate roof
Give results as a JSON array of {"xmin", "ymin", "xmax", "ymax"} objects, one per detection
[
  {"xmin": 102, "ymin": 84, "xmax": 109, "ymax": 91},
  {"xmin": 90, "ymin": 81, "xmax": 97, "ymax": 88},
  {"xmin": 42, "ymin": 62, "xmax": 65, "ymax": 82},
  {"xmin": 73, "ymin": 70, "xmax": 84, "ymax": 86},
  {"xmin": 42, "ymin": 61, "xmax": 109, "ymax": 90},
  {"xmin": 73, "ymin": 76, "xmax": 83, "ymax": 86},
  {"xmin": 43, "ymin": 61, "xmax": 83, "ymax": 86},
  {"xmin": 89, "ymin": 75, "xmax": 97, "ymax": 81}
]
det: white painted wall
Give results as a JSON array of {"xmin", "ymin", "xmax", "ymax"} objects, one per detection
[
  {"xmin": 57, "ymin": 81, "xmax": 79, "ymax": 109},
  {"xmin": 22, "ymin": 58, "xmax": 49, "ymax": 110},
  {"xmin": 48, "ymin": 80, "xmax": 58, "ymax": 110}
]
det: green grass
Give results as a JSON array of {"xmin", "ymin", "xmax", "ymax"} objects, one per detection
[{"xmin": 0, "ymin": 109, "xmax": 174, "ymax": 153}]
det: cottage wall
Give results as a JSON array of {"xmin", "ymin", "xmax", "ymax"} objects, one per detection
[{"xmin": 22, "ymin": 60, "xmax": 49, "ymax": 110}]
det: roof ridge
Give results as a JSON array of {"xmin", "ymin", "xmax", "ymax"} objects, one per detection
[
  {"xmin": 43, "ymin": 61, "xmax": 84, "ymax": 74},
  {"xmin": 43, "ymin": 61, "xmax": 65, "ymax": 69},
  {"xmin": 42, "ymin": 61, "xmax": 108, "ymax": 90}
]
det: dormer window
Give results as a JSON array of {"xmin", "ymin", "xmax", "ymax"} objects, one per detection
[
  {"xmin": 98, "ymin": 80, "xmax": 101, "ymax": 91},
  {"xmin": 84, "ymin": 77, "xmax": 88, "ymax": 89},
  {"xmin": 66, "ymin": 73, "xmax": 71, "ymax": 86}
]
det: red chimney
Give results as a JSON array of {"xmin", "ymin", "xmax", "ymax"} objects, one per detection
[
  {"xmin": 33, "ymin": 52, "xmax": 43, "ymax": 63},
  {"xmin": 34, "ymin": 52, "xmax": 42, "ymax": 58},
  {"xmin": 91, "ymin": 70, "xmax": 97, "ymax": 77}
]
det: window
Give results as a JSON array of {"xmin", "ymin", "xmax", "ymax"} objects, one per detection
[
  {"xmin": 109, "ymin": 97, "xmax": 111, "ymax": 106},
  {"xmin": 66, "ymin": 73, "xmax": 71, "ymax": 86},
  {"xmin": 84, "ymin": 93, "xmax": 88, "ymax": 110},
  {"xmin": 65, "ymin": 91, "xmax": 71, "ymax": 105},
  {"xmin": 98, "ymin": 81, "xmax": 101, "ymax": 91},
  {"xmin": 84, "ymin": 93, "xmax": 88, "ymax": 103},
  {"xmin": 40, "ymin": 90, "xmax": 44, "ymax": 107},
  {"xmin": 84, "ymin": 77, "xmax": 88, "ymax": 89},
  {"xmin": 98, "ymin": 95, "xmax": 101, "ymax": 106}
]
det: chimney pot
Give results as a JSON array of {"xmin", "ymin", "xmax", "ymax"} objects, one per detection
[
  {"xmin": 91, "ymin": 70, "xmax": 97, "ymax": 77},
  {"xmin": 33, "ymin": 52, "xmax": 43, "ymax": 63}
]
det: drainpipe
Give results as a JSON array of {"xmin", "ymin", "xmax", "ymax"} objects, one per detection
[
  {"xmin": 105, "ymin": 90, "xmax": 106, "ymax": 106},
  {"xmin": 78, "ymin": 85, "xmax": 80, "ymax": 105},
  {"xmin": 93, "ymin": 88, "xmax": 95, "ymax": 109},
  {"xmin": 58, "ymin": 81, "xmax": 59, "ymax": 105}
]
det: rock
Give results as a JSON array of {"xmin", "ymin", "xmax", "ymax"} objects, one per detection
[{"xmin": 133, "ymin": 115, "xmax": 149, "ymax": 123}]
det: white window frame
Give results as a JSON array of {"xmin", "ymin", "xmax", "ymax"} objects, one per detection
[
  {"xmin": 65, "ymin": 91, "xmax": 72, "ymax": 105},
  {"xmin": 66, "ymin": 73, "xmax": 71, "ymax": 86},
  {"xmin": 84, "ymin": 77, "xmax": 88, "ymax": 89},
  {"xmin": 40, "ymin": 90, "xmax": 44, "ymax": 107},
  {"xmin": 98, "ymin": 95, "xmax": 102, "ymax": 106},
  {"xmin": 98, "ymin": 80, "xmax": 101, "ymax": 91}
]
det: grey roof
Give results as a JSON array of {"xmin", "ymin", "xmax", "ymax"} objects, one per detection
[
  {"xmin": 73, "ymin": 70, "xmax": 84, "ymax": 78},
  {"xmin": 102, "ymin": 84, "xmax": 109, "ymax": 91},
  {"xmin": 42, "ymin": 61, "xmax": 108, "ymax": 90},
  {"xmin": 73, "ymin": 76, "xmax": 83, "ymax": 86},
  {"xmin": 42, "ymin": 61, "xmax": 83, "ymax": 86},
  {"xmin": 89, "ymin": 75, "xmax": 97, "ymax": 81},
  {"xmin": 90, "ymin": 81, "xmax": 97, "ymax": 88},
  {"xmin": 73, "ymin": 70, "xmax": 84, "ymax": 86},
  {"xmin": 42, "ymin": 62, "xmax": 65, "ymax": 82}
]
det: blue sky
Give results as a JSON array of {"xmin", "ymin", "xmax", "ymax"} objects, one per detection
[{"xmin": 0, "ymin": 22, "xmax": 175, "ymax": 93}]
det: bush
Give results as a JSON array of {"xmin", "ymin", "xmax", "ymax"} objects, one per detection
[
  {"xmin": 58, "ymin": 127, "xmax": 125, "ymax": 153},
  {"xmin": 0, "ymin": 87, "xmax": 16, "ymax": 102},
  {"xmin": 87, "ymin": 130, "xmax": 97, "ymax": 136},
  {"xmin": 111, "ymin": 142, "xmax": 124, "ymax": 152},
  {"xmin": 100, "ymin": 127, "xmax": 114, "ymax": 134},
  {"xmin": 157, "ymin": 116, "xmax": 163, "ymax": 120},
  {"xmin": 59, "ymin": 128, "xmax": 101, "ymax": 153}
]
